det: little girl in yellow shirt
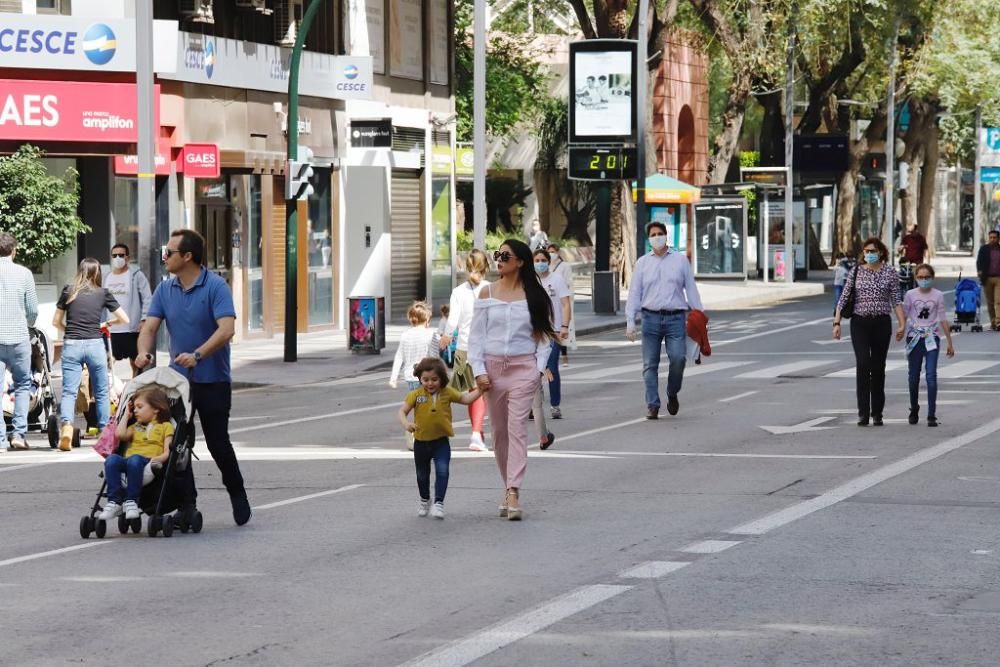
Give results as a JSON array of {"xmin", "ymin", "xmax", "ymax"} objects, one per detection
[{"xmin": 99, "ymin": 387, "xmax": 174, "ymax": 521}]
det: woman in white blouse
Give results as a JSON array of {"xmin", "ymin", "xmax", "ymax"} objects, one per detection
[{"xmin": 469, "ymin": 240, "xmax": 555, "ymax": 521}]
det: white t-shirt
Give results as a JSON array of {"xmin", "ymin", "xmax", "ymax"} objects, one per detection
[
  {"xmin": 104, "ymin": 271, "xmax": 132, "ymax": 333},
  {"xmin": 540, "ymin": 273, "xmax": 571, "ymax": 330}
]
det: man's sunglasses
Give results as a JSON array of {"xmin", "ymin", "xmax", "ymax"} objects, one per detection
[
  {"xmin": 493, "ymin": 251, "xmax": 513, "ymax": 263},
  {"xmin": 111, "ymin": 253, "xmax": 127, "ymax": 258},
  {"xmin": 162, "ymin": 248, "xmax": 182, "ymax": 260}
]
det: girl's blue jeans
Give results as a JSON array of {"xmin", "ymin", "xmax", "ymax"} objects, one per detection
[
  {"xmin": 60, "ymin": 338, "xmax": 109, "ymax": 428},
  {"xmin": 907, "ymin": 336, "xmax": 939, "ymax": 418},
  {"xmin": 105, "ymin": 454, "xmax": 150, "ymax": 503}
]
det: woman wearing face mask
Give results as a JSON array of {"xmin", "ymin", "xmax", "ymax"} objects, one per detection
[
  {"xmin": 101, "ymin": 244, "xmax": 153, "ymax": 378},
  {"xmin": 469, "ymin": 240, "xmax": 555, "ymax": 520},
  {"xmin": 902, "ymin": 264, "xmax": 955, "ymax": 427},
  {"xmin": 532, "ymin": 247, "xmax": 571, "ymax": 428},
  {"xmin": 833, "ymin": 237, "xmax": 906, "ymax": 426}
]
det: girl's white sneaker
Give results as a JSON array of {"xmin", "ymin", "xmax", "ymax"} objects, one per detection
[
  {"xmin": 418, "ymin": 499, "xmax": 430, "ymax": 517},
  {"xmin": 430, "ymin": 502, "xmax": 445, "ymax": 519},
  {"xmin": 123, "ymin": 500, "xmax": 141, "ymax": 520},
  {"xmin": 99, "ymin": 501, "xmax": 122, "ymax": 521}
]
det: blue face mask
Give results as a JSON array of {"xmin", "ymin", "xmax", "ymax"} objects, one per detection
[
  {"xmin": 534, "ymin": 262, "xmax": 549, "ymax": 274},
  {"xmin": 917, "ymin": 278, "xmax": 932, "ymax": 289},
  {"xmin": 864, "ymin": 252, "xmax": 880, "ymax": 265}
]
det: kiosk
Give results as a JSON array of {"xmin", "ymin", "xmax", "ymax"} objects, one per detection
[{"xmin": 631, "ymin": 174, "xmax": 701, "ymax": 256}]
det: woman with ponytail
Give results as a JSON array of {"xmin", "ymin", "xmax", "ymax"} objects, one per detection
[
  {"xmin": 440, "ymin": 249, "xmax": 491, "ymax": 451},
  {"xmin": 469, "ymin": 239, "xmax": 555, "ymax": 520}
]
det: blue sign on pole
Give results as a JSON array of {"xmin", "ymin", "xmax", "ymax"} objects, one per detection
[{"xmin": 982, "ymin": 167, "xmax": 1000, "ymax": 183}]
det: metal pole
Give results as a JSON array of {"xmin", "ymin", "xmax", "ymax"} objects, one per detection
[
  {"xmin": 472, "ymin": 0, "xmax": 487, "ymax": 249},
  {"xmin": 135, "ymin": 2, "xmax": 157, "ymax": 286},
  {"xmin": 596, "ymin": 182, "xmax": 611, "ymax": 271},
  {"xmin": 783, "ymin": 2, "xmax": 796, "ymax": 283},
  {"xmin": 884, "ymin": 17, "xmax": 900, "ymax": 260},
  {"xmin": 763, "ymin": 190, "xmax": 770, "ymax": 283},
  {"xmin": 635, "ymin": 0, "xmax": 649, "ymax": 259},
  {"xmin": 973, "ymin": 106, "xmax": 983, "ymax": 252},
  {"xmin": 284, "ymin": 0, "xmax": 324, "ymax": 362}
]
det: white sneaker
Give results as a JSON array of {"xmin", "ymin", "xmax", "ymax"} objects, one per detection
[
  {"xmin": 99, "ymin": 501, "xmax": 122, "ymax": 521},
  {"xmin": 430, "ymin": 502, "xmax": 445, "ymax": 519},
  {"xmin": 417, "ymin": 499, "xmax": 430, "ymax": 517},
  {"xmin": 123, "ymin": 500, "xmax": 141, "ymax": 520},
  {"xmin": 468, "ymin": 432, "xmax": 488, "ymax": 452}
]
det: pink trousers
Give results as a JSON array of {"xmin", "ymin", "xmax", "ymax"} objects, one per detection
[{"xmin": 484, "ymin": 354, "xmax": 540, "ymax": 489}]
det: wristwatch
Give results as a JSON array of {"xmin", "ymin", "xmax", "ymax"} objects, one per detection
[{"xmin": 193, "ymin": 351, "xmax": 203, "ymax": 364}]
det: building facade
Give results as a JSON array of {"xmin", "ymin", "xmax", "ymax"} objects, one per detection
[{"xmin": 0, "ymin": 0, "xmax": 455, "ymax": 344}]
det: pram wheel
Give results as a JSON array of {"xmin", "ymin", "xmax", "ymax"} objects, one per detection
[
  {"xmin": 129, "ymin": 517, "xmax": 142, "ymax": 533},
  {"xmin": 71, "ymin": 427, "xmax": 81, "ymax": 449},
  {"xmin": 118, "ymin": 515, "xmax": 129, "ymax": 535},
  {"xmin": 47, "ymin": 414, "xmax": 58, "ymax": 449},
  {"xmin": 79, "ymin": 516, "xmax": 93, "ymax": 539},
  {"xmin": 972, "ymin": 325, "xmax": 984, "ymax": 332},
  {"xmin": 953, "ymin": 325, "xmax": 962, "ymax": 332},
  {"xmin": 94, "ymin": 519, "xmax": 107, "ymax": 539},
  {"xmin": 146, "ymin": 515, "xmax": 161, "ymax": 537},
  {"xmin": 161, "ymin": 515, "xmax": 174, "ymax": 538}
]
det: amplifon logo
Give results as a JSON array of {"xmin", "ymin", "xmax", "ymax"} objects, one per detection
[{"xmin": 81, "ymin": 24, "xmax": 116, "ymax": 65}]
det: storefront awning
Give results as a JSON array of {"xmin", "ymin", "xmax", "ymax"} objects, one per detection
[{"xmin": 632, "ymin": 174, "xmax": 701, "ymax": 204}]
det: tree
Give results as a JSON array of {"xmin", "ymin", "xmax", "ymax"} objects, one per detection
[
  {"xmin": 535, "ymin": 96, "xmax": 597, "ymax": 244},
  {"xmin": 0, "ymin": 145, "xmax": 88, "ymax": 270},
  {"xmin": 454, "ymin": 0, "xmax": 552, "ymax": 141}
]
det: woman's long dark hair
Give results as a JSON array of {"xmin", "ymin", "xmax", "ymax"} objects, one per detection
[{"xmin": 504, "ymin": 239, "xmax": 555, "ymax": 342}]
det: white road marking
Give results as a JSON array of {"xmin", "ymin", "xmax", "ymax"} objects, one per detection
[
  {"xmin": 812, "ymin": 337, "xmax": 850, "ymax": 345},
  {"xmin": 714, "ymin": 316, "xmax": 830, "ymax": 348},
  {"xmin": 685, "ymin": 361, "xmax": 754, "ymax": 376},
  {"xmin": 719, "ymin": 390, "xmax": 759, "ymax": 403},
  {"xmin": 253, "ymin": 484, "xmax": 365, "ymax": 511},
  {"xmin": 680, "ymin": 540, "xmax": 741, "ymax": 554},
  {"xmin": 0, "ymin": 542, "xmax": 112, "ymax": 570},
  {"xmin": 760, "ymin": 416, "xmax": 837, "ymax": 435},
  {"xmin": 553, "ymin": 418, "xmax": 648, "ymax": 444},
  {"xmin": 0, "ymin": 462, "xmax": 58, "ymax": 472},
  {"xmin": 564, "ymin": 362, "xmax": 643, "ymax": 381},
  {"xmin": 736, "ymin": 360, "xmax": 835, "ymax": 379},
  {"xmin": 824, "ymin": 359, "xmax": 906, "ymax": 378},
  {"xmin": 399, "ymin": 584, "xmax": 632, "ymax": 667},
  {"xmin": 229, "ymin": 415, "xmax": 273, "ymax": 422},
  {"xmin": 552, "ymin": 450, "xmax": 875, "ymax": 460},
  {"xmin": 729, "ymin": 416, "xmax": 1000, "ymax": 536},
  {"xmin": 937, "ymin": 360, "xmax": 1000, "ymax": 378},
  {"xmin": 229, "ymin": 402, "xmax": 399, "ymax": 434},
  {"xmin": 618, "ymin": 561, "xmax": 689, "ymax": 579}
]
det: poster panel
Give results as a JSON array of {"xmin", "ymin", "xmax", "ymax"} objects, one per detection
[
  {"xmin": 428, "ymin": 0, "xmax": 449, "ymax": 84},
  {"xmin": 389, "ymin": 0, "xmax": 423, "ymax": 80},
  {"xmin": 569, "ymin": 39, "xmax": 636, "ymax": 144},
  {"xmin": 693, "ymin": 199, "xmax": 746, "ymax": 276}
]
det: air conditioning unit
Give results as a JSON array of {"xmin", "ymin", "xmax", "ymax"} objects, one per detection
[
  {"xmin": 180, "ymin": 0, "xmax": 215, "ymax": 24},
  {"xmin": 253, "ymin": 0, "xmax": 273, "ymax": 15},
  {"xmin": 274, "ymin": 0, "xmax": 303, "ymax": 47}
]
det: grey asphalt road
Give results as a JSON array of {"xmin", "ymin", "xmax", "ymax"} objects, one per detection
[{"xmin": 3, "ymin": 292, "xmax": 1000, "ymax": 667}]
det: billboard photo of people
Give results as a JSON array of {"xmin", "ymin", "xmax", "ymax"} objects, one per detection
[
  {"xmin": 572, "ymin": 49, "xmax": 633, "ymax": 139},
  {"xmin": 694, "ymin": 201, "xmax": 746, "ymax": 276}
]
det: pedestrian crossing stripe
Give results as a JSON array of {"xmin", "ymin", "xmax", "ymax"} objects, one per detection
[{"xmin": 736, "ymin": 360, "xmax": 836, "ymax": 379}]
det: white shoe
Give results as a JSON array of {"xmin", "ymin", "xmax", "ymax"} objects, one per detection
[
  {"xmin": 99, "ymin": 501, "xmax": 122, "ymax": 521},
  {"xmin": 468, "ymin": 432, "xmax": 487, "ymax": 452},
  {"xmin": 123, "ymin": 500, "xmax": 141, "ymax": 520},
  {"xmin": 430, "ymin": 502, "xmax": 445, "ymax": 519},
  {"xmin": 418, "ymin": 499, "xmax": 430, "ymax": 517}
]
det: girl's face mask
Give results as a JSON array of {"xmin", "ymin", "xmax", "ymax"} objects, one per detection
[
  {"xmin": 917, "ymin": 278, "xmax": 932, "ymax": 289},
  {"xmin": 534, "ymin": 262, "xmax": 549, "ymax": 274}
]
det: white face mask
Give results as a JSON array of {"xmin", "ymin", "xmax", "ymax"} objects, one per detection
[
  {"xmin": 649, "ymin": 236, "xmax": 668, "ymax": 251},
  {"xmin": 111, "ymin": 256, "xmax": 127, "ymax": 270},
  {"xmin": 549, "ymin": 252, "xmax": 559, "ymax": 263}
]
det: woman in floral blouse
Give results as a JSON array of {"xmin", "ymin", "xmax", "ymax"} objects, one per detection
[{"xmin": 833, "ymin": 237, "xmax": 906, "ymax": 426}]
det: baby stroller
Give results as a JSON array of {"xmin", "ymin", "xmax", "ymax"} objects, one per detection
[
  {"xmin": 897, "ymin": 260, "xmax": 916, "ymax": 295},
  {"xmin": 952, "ymin": 275, "xmax": 984, "ymax": 332},
  {"xmin": 2, "ymin": 327, "xmax": 57, "ymax": 444},
  {"xmin": 79, "ymin": 367, "xmax": 203, "ymax": 539}
]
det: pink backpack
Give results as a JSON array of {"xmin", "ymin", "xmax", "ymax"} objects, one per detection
[{"xmin": 93, "ymin": 422, "xmax": 119, "ymax": 459}]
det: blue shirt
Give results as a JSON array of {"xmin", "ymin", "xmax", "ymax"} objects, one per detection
[
  {"xmin": 625, "ymin": 250, "xmax": 704, "ymax": 332},
  {"xmin": 148, "ymin": 268, "xmax": 237, "ymax": 383}
]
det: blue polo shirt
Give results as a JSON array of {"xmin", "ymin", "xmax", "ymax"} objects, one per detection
[{"xmin": 147, "ymin": 268, "xmax": 237, "ymax": 384}]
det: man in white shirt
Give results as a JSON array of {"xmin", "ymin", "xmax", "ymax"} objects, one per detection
[
  {"xmin": 625, "ymin": 221, "xmax": 704, "ymax": 419},
  {"xmin": 102, "ymin": 244, "xmax": 152, "ymax": 378},
  {"xmin": 0, "ymin": 233, "xmax": 38, "ymax": 450}
]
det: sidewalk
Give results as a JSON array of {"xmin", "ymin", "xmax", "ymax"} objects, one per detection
[{"xmin": 228, "ymin": 276, "xmax": 827, "ymax": 389}]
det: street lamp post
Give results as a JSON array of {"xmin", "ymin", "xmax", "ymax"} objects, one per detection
[
  {"xmin": 473, "ymin": 0, "xmax": 487, "ymax": 250},
  {"xmin": 783, "ymin": 2, "xmax": 796, "ymax": 283},
  {"xmin": 284, "ymin": 0, "xmax": 324, "ymax": 362},
  {"xmin": 135, "ymin": 2, "xmax": 157, "ymax": 286}
]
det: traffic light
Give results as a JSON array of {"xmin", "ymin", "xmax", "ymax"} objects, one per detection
[{"xmin": 285, "ymin": 146, "xmax": 315, "ymax": 200}]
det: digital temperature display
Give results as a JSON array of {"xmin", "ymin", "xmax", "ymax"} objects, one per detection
[{"xmin": 568, "ymin": 146, "xmax": 637, "ymax": 181}]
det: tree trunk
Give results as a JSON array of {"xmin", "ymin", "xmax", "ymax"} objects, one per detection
[
  {"xmin": 834, "ymin": 115, "xmax": 887, "ymax": 256},
  {"xmin": 707, "ymin": 71, "xmax": 751, "ymax": 184},
  {"xmin": 756, "ymin": 89, "xmax": 784, "ymax": 167},
  {"xmin": 917, "ymin": 119, "xmax": 939, "ymax": 259}
]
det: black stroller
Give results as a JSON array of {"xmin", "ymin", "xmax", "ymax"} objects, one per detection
[
  {"xmin": 2, "ymin": 327, "xmax": 57, "ymax": 443},
  {"xmin": 79, "ymin": 367, "xmax": 203, "ymax": 539}
]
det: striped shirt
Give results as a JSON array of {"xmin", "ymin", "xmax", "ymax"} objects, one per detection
[
  {"xmin": 837, "ymin": 264, "xmax": 901, "ymax": 317},
  {"xmin": 390, "ymin": 326, "xmax": 440, "ymax": 383},
  {"xmin": 0, "ymin": 257, "xmax": 38, "ymax": 345}
]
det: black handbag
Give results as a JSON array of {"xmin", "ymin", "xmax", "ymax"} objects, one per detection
[{"xmin": 839, "ymin": 267, "xmax": 858, "ymax": 319}]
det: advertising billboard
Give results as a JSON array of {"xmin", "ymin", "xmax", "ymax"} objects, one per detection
[
  {"xmin": 568, "ymin": 39, "xmax": 637, "ymax": 144},
  {"xmin": 693, "ymin": 199, "xmax": 747, "ymax": 277}
]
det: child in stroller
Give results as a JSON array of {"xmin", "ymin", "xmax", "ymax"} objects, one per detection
[
  {"xmin": 99, "ymin": 386, "xmax": 173, "ymax": 522},
  {"xmin": 2, "ymin": 327, "xmax": 57, "ymax": 449},
  {"xmin": 80, "ymin": 367, "xmax": 202, "ymax": 539}
]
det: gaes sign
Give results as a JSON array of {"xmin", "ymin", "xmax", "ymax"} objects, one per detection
[{"xmin": 181, "ymin": 143, "xmax": 220, "ymax": 178}]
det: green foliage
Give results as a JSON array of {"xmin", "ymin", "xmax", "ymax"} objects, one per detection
[
  {"xmin": 455, "ymin": 0, "xmax": 551, "ymax": 142},
  {"xmin": 490, "ymin": 0, "xmax": 573, "ymax": 35},
  {"xmin": 739, "ymin": 150, "xmax": 760, "ymax": 168},
  {"xmin": 457, "ymin": 228, "xmax": 580, "ymax": 252},
  {"xmin": 0, "ymin": 145, "xmax": 87, "ymax": 270}
]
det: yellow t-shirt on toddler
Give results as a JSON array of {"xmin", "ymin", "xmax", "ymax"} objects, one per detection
[
  {"xmin": 127, "ymin": 421, "xmax": 175, "ymax": 459},
  {"xmin": 404, "ymin": 386, "xmax": 463, "ymax": 441}
]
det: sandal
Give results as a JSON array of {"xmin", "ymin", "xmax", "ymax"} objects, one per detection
[{"xmin": 506, "ymin": 489, "xmax": 522, "ymax": 521}]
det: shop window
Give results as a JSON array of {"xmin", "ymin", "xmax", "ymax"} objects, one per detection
[
  {"xmin": 36, "ymin": 0, "xmax": 71, "ymax": 14},
  {"xmin": 113, "ymin": 177, "xmax": 140, "ymax": 264},
  {"xmin": 307, "ymin": 168, "xmax": 333, "ymax": 326},
  {"xmin": 247, "ymin": 176, "xmax": 265, "ymax": 332}
]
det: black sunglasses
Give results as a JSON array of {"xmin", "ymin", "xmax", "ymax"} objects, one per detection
[
  {"xmin": 162, "ymin": 248, "xmax": 181, "ymax": 259},
  {"xmin": 493, "ymin": 251, "xmax": 513, "ymax": 263},
  {"xmin": 111, "ymin": 253, "xmax": 127, "ymax": 258}
]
